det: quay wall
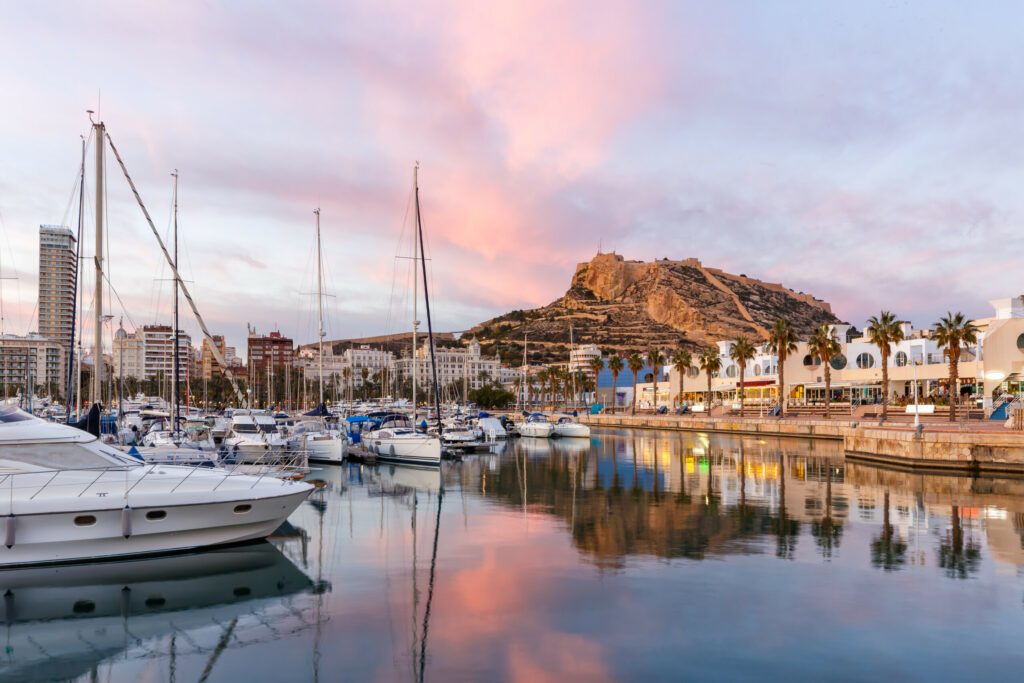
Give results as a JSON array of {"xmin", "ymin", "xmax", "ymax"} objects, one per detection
[{"xmin": 580, "ymin": 414, "xmax": 1024, "ymax": 474}]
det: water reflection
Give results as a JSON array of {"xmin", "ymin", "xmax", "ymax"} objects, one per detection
[
  {"xmin": 0, "ymin": 543, "xmax": 312, "ymax": 682},
  {"xmin": 23, "ymin": 428, "xmax": 1024, "ymax": 682}
]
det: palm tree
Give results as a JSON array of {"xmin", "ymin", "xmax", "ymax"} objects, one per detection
[
  {"xmin": 607, "ymin": 355, "xmax": 624, "ymax": 410},
  {"xmin": 932, "ymin": 312, "xmax": 979, "ymax": 421},
  {"xmin": 670, "ymin": 348, "xmax": 692, "ymax": 409},
  {"xmin": 807, "ymin": 324, "xmax": 840, "ymax": 418},
  {"xmin": 536, "ymin": 368, "xmax": 549, "ymax": 408},
  {"xmin": 768, "ymin": 319, "xmax": 798, "ymax": 417},
  {"xmin": 627, "ymin": 352, "xmax": 644, "ymax": 416},
  {"xmin": 699, "ymin": 347, "xmax": 721, "ymax": 409},
  {"xmin": 729, "ymin": 337, "xmax": 757, "ymax": 417},
  {"xmin": 588, "ymin": 355, "xmax": 605, "ymax": 406},
  {"xmin": 647, "ymin": 348, "xmax": 665, "ymax": 413},
  {"xmin": 866, "ymin": 311, "xmax": 906, "ymax": 421}
]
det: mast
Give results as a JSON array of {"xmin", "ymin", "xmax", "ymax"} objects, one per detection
[
  {"xmin": 91, "ymin": 115, "xmax": 104, "ymax": 408},
  {"xmin": 66, "ymin": 135, "xmax": 85, "ymax": 420},
  {"xmin": 171, "ymin": 170, "xmax": 180, "ymax": 438},
  {"xmin": 315, "ymin": 208, "xmax": 325, "ymax": 407},
  {"xmin": 413, "ymin": 165, "xmax": 443, "ymax": 438},
  {"xmin": 411, "ymin": 167, "xmax": 418, "ymax": 423}
]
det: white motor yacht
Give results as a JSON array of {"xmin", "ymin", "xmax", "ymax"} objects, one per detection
[
  {"xmin": 0, "ymin": 406, "xmax": 312, "ymax": 566},
  {"xmin": 365, "ymin": 414, "xmax": 441, "ymax": 466},
  {"xmin": 299, "ymin": 419, "xmax": 348, "ymax": 465},
  {"xmin": 552, "ymin": 415, "xmax": 592, "ymax": 438},
  {"xmin": 223, "ymin": 411, "xmax": 299, "ymax": 464},
  {"xmin": 517, "ymin": 413, "xmax": 555, "ymax": 438}
]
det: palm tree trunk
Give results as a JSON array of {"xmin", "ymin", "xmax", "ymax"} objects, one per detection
[
  {"xmin": 631, "ymin": 372, "xmax": 637, "ymax": 416},
  {"xmin": 611, "ymin": 371, "xmax": 618, "ymax": 411},
  {"xmin": 739, "ymin": 367, "xmax": 745, "ymax": 417},
  {"xmin": 707, "ymin": 373, "xmax": 712, "ymax": 411},
  {"xmin": 881, "ymin": 353, "xmax": 889, "ymax": 421},
  {"xmin": 653, "ymin": 373, "xmax": 658, "ymax": 414},
  {"xmin": 949, "ymin": 358, "xmax": 958, "ymax": 422},
  {"xmin": 824, "ymin": 366, "xmax": 831, "ymax": 419},
  {"xmin": 779, "ymin": 353, "xmax": 786, "ymax": 417}
]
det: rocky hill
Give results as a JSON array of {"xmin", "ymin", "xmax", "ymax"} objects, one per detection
[{"xmin": 466, "ymin": 253, "xmax": 840, "ymax": 364}]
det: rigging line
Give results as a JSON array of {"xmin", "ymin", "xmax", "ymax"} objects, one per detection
[
  {"xmin": 100, "ymin": 270, "xmax": 140, "ymax": 332},
  {"xmin": 105, "ymin": 130, "xmax": 247, "ymax": 407},
  {"xmin": 418, "ymin": 485, "xmax": 443, "ymax": 683}
]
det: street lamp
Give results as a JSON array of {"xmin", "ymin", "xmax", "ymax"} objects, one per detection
[{"xmin": 912, "ymin": 351, "xmax": 921, "ymax": 429}]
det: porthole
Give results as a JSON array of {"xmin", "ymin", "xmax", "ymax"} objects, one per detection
[
  {"xmin": 687, "ymin": 366, "xmax": 699, "ymax": 378},
  {"xmin": 1017, "ymin": 333, "xmax": 1024, "ymax": 351},
  {"xmin": 726, "ymin": 365, "xmax": 738, "ymax": 378},
  {"xmin": 145, "ymin": 510, "xmax": 167, "ymax": 521},
  {"xmin": 234, "ymin": 504, "xmax": 252, "ymax": 514},
  {"xmin": 233, "ymin": 586, "xmax": 252, "ymax": 598},
  {"xmin": 830, "ymin": 354, "xmax": 847, "ymax": 371},
  {"xmin": 894, "ymin": 351, "xmax": 908, "ymax": 367},
  {"xmin": 73, "ymin": 600, "xmax": 96, "ymax": 614},
  {"xmin": 74, "ymin": 515, "xmax": 96, "ymax": 527},
  {"xmin": 145, "ymin": 596, "xmax": 167, "ymax": 609},
  {"xmin": 855, "ymin": 353, "xmax": 874, "ymax": 369},
  {"xmin": 803, "ymin": 355, "xmax": 821, "ymax": 367}
]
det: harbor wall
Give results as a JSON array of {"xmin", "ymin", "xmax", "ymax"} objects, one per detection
[{"xmin": 580, "ymin": 414, "xmax": 1024, "ymax": 474}]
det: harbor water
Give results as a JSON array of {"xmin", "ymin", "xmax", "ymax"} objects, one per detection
[{"xmin": 5, "ymin": 428, "xmax": 1024, "ymax": 681}]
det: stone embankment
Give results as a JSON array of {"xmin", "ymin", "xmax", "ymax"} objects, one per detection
[{"xmin": 581, "ymin": 414, "xmax": 1024, "ymax": 475}]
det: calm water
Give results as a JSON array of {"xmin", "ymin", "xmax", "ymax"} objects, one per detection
[{"xmin": 5, "ymin": 428, "xmax": 1024, "ymax": 682}]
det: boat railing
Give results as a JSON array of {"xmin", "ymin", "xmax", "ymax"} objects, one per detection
[{"xmin": 0, "ymin": 457, "xmax": 303, "ymax": 506}]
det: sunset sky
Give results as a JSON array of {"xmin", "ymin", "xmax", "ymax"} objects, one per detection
[{"xmin": 1, "ymin": 1, "xmax": 1022, "ymax": 355}]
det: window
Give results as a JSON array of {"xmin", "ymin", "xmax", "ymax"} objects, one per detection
[
  {"xmin": 803, "ymin": 355, "xmax": 821, "ymax": 367},
  {"xmin": 687, "ymin": 366, "xmax": 700, "ymax": 378},
  {"xmin": 753, "ymin": 364, "xmax": 762, "ymax": 376},
  {"xmin": 894, "ymin": 351, "xmax": 908, "ymax": 367},
  {"xmin": 1017, "ymin": 334, "xmax": 1024, "ymax": 351},
  {"xmin": 725, "ymin": 365, "xmax": 738, "ymax": 378},
  {"xmin": 855, "ymin": 353, "xmax": 874, "ymax": 369},
  {"xmin": 146, "ymin": 510, "xmax": 167, "ymax": 521},
  {"xmin": 830, "ymin": 354, "xmax": 847, "ymax": 370},
  {"xmin": 74, "ymin": 515, "xmax": 97, "ymax": 526}
]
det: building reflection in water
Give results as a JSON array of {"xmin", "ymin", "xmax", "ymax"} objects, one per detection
[{"xmin": 452, "ymin": 430, "xmax": 1024, "ymax": 579}]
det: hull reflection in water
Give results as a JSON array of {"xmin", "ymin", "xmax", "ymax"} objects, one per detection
[{"xmin": 0, "ymin": 542, "xmax": 313, "ymax": 682}]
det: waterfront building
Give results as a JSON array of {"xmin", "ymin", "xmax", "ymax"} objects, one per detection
[
  {"xmin": 200, "ymin": 335, "xmax": 226, "ymax": 379},
  {"xmin": 568, "ymin": 343, "xmax": 602, "ymax": 372},
  {"xmin": 247, "ymin": 328, "xmax": 294, "ymax": 375},
  {"xmin": 37, "ymin": 225, "xmax": 77, "ymax": 370},
  {"xmin": 662, "ymin": 296, "xmax": 1024, "ymax": 411},
  {"xmin": 112, "ymin": 323, "xmax": 191, "ymax": 381},
  {"xmin": 394, "ymin": 339, "xmax": 500, "ymax": 392},
  {"xmin": 0, "ymin": 334, "xmax": 65, "ymax": 397}
]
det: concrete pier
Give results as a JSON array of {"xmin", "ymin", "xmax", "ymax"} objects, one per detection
[{"xmin": 581, "ymin": 413, "xmax": 1024, "ymax": 475}]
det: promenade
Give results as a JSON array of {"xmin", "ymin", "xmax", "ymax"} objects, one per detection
[{"xmin": 580, "ymin": 412, "xmax": 1024, "ymax": 475}]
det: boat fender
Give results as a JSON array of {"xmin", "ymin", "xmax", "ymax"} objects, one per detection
[
  {"xmin": 4, "ymin": 515, "xmax": 14, "ymax": 549},
  {"xmin": 121, "ymin": 505, "xmax": 133, "ymax": 538},
  {"xmin": 4, "ymin": 589, "xmax": 13, "ymax": 623}
]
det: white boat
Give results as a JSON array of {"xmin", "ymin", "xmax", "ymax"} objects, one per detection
[
  {"xmin": 366, "ymin": 414, "xmax": 442, "ymax": 466},
  {"xmin": 0, "ymin": 406, "xmax": 312, "ymax": 566},
  {"xmin": 475, "ymin": 415, "xmax": 509, "ymax": 440},
  {"xmin": 553, "ymin": 415, "xmax": 591, "ymax": 438},
  {"xmin": 302, "ymin": 421, "xmax": 348, "ymax": 464},
  {"xmin": 223, "ymin": 411, "xmax": 300, "ymax": 464},
  {"xmin": 518, "ymin": 413, "xmax": 554, "ymax": 438}
]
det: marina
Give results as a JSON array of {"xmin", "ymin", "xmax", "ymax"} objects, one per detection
[{"xmin": 3, "ymin": 428, "xmax": 1024, "ymax": 680}]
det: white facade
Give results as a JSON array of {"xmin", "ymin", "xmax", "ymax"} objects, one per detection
[
  {"xmin": 569, "ymin": 344, "xmax": 602, "ymax": 372},
  {"xmin": 37, "ymin": 225, "xmax": 77, "ymax": 366},
  {"xmin": 0, "ymin": 334, "xmax": 65, "ymax": 395},
  {"xmin": 112, "ymin": 324, "xmax": 191, "ymax": 381},
  {"xmin": 394, "ymin": 339, "xmax": 500, "ymax": 391}
]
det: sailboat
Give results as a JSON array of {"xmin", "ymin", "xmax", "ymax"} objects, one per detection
[
  {"xmin": 303, "ymin": 209, "xmax": 348, "ymax": 465},
  {"xmin": 365, "ymin": 166, "xmax": 442, "ymax": 466}
]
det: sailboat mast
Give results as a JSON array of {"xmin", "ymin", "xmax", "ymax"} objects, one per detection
[
  {"xmin": 171, "ymin": 170, "xmax": 180, "ymax": 436},
  {"xmin": 65, "ymin": 135, "xmax": 85, "ymax": 421},
  {"xmin": 315, "ymin": 208, "xmax": 325, "ymax": 407},
  {"xmin": 92, "ymin": 117, "xmax": 104, "ymax": 407},
  {"xmin": 413, "ymin": 166, "xmax": 443, "ymax": 437},
  {"xmin": 411, "ymin": 166, "xmax": 418, "ymax": 423}
]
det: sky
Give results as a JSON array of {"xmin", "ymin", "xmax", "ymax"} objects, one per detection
[{"xmin": 1, "ymin": 1, "xmax": 1023, "ymax": 357}]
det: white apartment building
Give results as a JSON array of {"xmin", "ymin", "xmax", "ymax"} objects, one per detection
[
  {"xmin": 0, "ymin": 334, "xmax": 65, "ymax": 396},
  {"xmin": 112, "ymin": 323, "xmax": 191, "ymax": 380},
  {"xmin": 394, "ymin": 339, "xmax": 501, "ymax": 391},
  {"xmin": 569, "ymin": 343, "xmax": 602, "ymax": 372}
]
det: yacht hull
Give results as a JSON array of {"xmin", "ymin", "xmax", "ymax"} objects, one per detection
[
  {"xmin": 553, "ymin": 423, "xmax": 591, "ymax": 438},
  {"xmin": 518, "ymin": 422, "xmax": 554, "ymax": 438},
  {"xmin": 367, "ymin": 435, "xmax": 442, "ymax": 466},
  {"xmin": 306, "ymin": 433, "xmax": 346, "ymax": 464}
]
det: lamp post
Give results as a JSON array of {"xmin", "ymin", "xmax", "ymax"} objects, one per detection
[{"xmin": 912, "ymin": 351, "xmax": 921, "ymax": 430}]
